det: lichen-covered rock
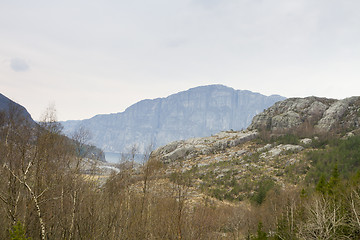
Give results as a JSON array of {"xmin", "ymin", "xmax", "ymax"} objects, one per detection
[{"xmin": 260, "ymin": 144, "xmax": 304, "ymax": 158}]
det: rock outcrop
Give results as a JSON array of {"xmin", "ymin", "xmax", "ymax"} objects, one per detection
[
  {"xmin": 249, "ymin": 96, "xmax": 360, "ymax": 134},
  {"xmin": 151, "ymin": 130, "xmax": 258, "ymax": 163},
  {"xmin": 61, "ymin": 85, "xmax": 284, "ymax": 153},
  {"xmin": 259, "ymin": 144, "xmax": 304, "ymax": 159}
]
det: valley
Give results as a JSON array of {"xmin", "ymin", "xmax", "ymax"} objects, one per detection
[{"xmin": 2, "ymin": 90, "xmax": 360, "ymax": 239}]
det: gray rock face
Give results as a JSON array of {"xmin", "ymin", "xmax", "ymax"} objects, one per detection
[
  {"xmin": 249, "ymin": 96, "xmax": 360, "ymax": 134},
  {"xmin": 61, "ymin": 85, "xmax": 284, "ymax": 153},
  {"xmin": 315, "ymin": 97, "xmax": 359, "ymax": 132},
  {"xmin": 271, "ymin": 111, "xmax": 302, "ymax": 131}
]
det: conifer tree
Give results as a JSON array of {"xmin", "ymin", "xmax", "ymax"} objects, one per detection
[{"xmin": 9, "ymin": 222, "xmax": 31, "ymax": 240}]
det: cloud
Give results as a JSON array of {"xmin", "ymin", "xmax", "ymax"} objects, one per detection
[{"xmin": 10, "ymin": 58, "xmax": 30, "ymax": 72}]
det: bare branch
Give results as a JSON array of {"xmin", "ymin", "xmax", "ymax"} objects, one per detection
[
  {"xmin": 36, "ymin": 187, "xmax": 49, "ymax": 200},
  {"xmin": 24, "ymin": 160, "xmax": 32, "ymax": 177},
  {"xmin": 0, "ymin": 193, "xmax": 9, "ymax": 205}
]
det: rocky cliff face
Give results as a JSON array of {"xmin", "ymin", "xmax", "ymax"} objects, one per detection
[
  {"xmin": 61, "ymin": 85, "xmax": 285, "ymax": 153},
  {"xmin": 248, "ymin": 96, "xmax": 360, "ymax": 134}
]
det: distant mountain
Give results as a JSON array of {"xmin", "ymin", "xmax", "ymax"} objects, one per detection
[
  {"xmin": 60, "ymin": 85, "xmax": 286, "ymax": 153},
  {"xmin": 0, "ymin": 93, "xmax": 35, "ymax": 124}
]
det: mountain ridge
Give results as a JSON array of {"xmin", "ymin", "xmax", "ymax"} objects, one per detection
[
  {"xmin": 60, "ymin": 85, "xmax": 286, "ymax": 153},
  {"xmin": 64, "ymin": 85, "xmax": 283, "ymax": 121}
]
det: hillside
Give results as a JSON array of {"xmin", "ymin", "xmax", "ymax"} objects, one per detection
[
  {"xmin": 60, "ymin": 85, "xmax": 285, "ymax": 153},
  {"xmin": 0, "ymin": 93, "xmax": 35, "ymax": 125},
  {"xmin": 142, "ymin": 96, "xmax": 360, "ymax": 238},
  {"xmin": 150, "ymin": 96, "xmax": 360, "ymax": 198}
]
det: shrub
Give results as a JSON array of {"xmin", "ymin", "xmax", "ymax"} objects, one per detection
[{"xmin": 9, "ymin": 222, "xmax": 31, "ymax": 240}]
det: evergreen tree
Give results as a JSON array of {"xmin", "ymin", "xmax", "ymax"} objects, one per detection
[
  {"xmin": 316, "ymin": 174, "xmax": 327, "ymax": 194},
  {"xmin": 328, "ymin": 164, "xmax": 340, "ymax": 195},
  {"xmin": 9, "ymin": 222, "xmax": 31, "ymax": 240},
  {"xmin": 252, "ymin": 221, "xmax": 267, "ymax": 240}
]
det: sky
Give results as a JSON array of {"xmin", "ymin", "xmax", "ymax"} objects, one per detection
[{"xmin": 1, "ymin": 0, "xmax": 360, "ymax": 121}]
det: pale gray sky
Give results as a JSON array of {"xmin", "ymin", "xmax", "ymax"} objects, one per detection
[{"xmin": 1, "ymin": 0, "xmax": 360, "ymax": 121}]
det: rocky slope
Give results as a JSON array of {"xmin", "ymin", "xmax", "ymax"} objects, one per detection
[
  {"xmin": 151, "ymin": 130, "xmax": 258, "ymax": 163},
  {"xmin": 149, "ymin": 128, "xmax": 312, "ymax": 203},
  {"xmin": 152, "ymin": 96, "xmax": 360, "ymax": 166},
  {"xmin": 61, "ymin": 85, "xmax": 285, "ymax": 153},
  {"xmin": 148, "ymin": 96, "xmax": 360, "ymax": 203}
]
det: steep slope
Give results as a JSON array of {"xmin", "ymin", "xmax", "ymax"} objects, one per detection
[
  {"xmin": 0, "ymin": 93, "xmax": 35, "ymax": 124},
  {"xmin": 61, "ymin": 85, "xmax": 285, "ymax": 153}
]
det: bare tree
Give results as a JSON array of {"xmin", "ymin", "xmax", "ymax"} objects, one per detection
[{"xmin": 298, "ymin": 195, "xmax": 347, "ymax": 240}]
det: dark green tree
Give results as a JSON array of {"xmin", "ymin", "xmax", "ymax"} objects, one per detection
[
  {"xmin": 327, "ymin": 164, "xmax": 340, "ymax": 195},
  {"xmin": 252, "ymin": 221, "xmax": 267, "ymax": 240},
  {"xmin": 316, "ymin": 174, "xmax": 327, "ymax": 194}
]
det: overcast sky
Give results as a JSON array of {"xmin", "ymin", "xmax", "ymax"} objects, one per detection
[{"xmin": 1, "ymin": 0, "xmax": 360, "ymax": 121}]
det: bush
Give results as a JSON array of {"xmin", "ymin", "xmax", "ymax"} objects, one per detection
[{"xmin": 274, "ymin": 134, "xmax": 300, "ymax": 145}]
